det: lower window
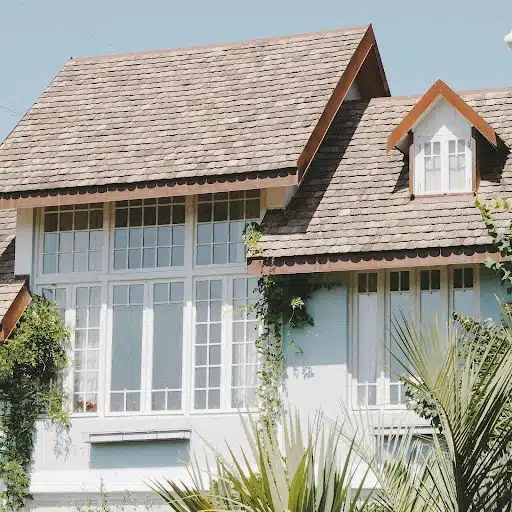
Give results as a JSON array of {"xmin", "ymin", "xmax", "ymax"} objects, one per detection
[{"xmin": 352, "ymin": 267, "xmax": 478, "ymax": 408}]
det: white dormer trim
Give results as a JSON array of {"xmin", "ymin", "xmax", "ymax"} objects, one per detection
[{"xmin": 413, "ymin": 98, "xmax": 473, "ymax": 195}]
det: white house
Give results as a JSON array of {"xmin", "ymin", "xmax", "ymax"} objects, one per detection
[{"xmin": 0, "ymin": 24, "xmax": 511, "ymax": 510}]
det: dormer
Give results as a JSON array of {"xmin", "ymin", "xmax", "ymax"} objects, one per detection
[{"xmin": 387, "ymin": 80, "xmax": 498, "ymax": 197}]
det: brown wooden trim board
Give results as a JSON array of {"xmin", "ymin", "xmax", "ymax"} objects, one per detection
[{"xmin": 247, "ymin": 247, "xmax": 501, "ymax": 275}]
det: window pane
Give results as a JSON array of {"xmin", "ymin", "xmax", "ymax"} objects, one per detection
[
  {"xmin": 194, "ymin": 280, "xmax": 223, "ymax": 410},
  {"xmin": 196, "ymin": 191, "xmax": 260, "ymax": 266},
  {"xmin": 196, "ymin": 246, "xmax": 211, "ymax": 265},
  {"xmin": 453, "ymin": 268, "xmax": 476, "ymax": 317},
  {"xmin": 152, "ymin": 285, "xmax": 184, "ymax": 411},
  {"xmin": 110, "ymin": 285, "xmax": 143, "ymax": 412},
  {"xmin": 113, "ymin": 197, "xmax": 185, "ymax": 271},
  {"xmin": 73, "ymin": 286, "xmax": 101, "ymax": 413},
  {"xmin": 231, "ymin": 278, "xmax": 260, "ymax": 408}
]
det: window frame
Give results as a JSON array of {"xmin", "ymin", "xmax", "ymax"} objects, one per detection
[
  {"xmin": 414, "ymin": 136, "xmax": 473, "ymax": 196},
  {"xmin": 350, "ymin": 266, "xmax": 479, "ymax": 411}
]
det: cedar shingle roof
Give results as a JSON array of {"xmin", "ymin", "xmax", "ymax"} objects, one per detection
[
  {"xmin": 258, "ymin": 89, "xmax": 512, "ymax": 258},
  {"xmin": 0, "ymin": 26, "xmax": 368, "ymax": 194}
]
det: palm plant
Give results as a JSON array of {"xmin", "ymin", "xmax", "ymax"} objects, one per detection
[
  {"xmin": 151, "ymin": 410, "xmax": 371, "ymax": 511},
  {"xmin": 357, "ymin": 308, "xmax": 512, "ymax": 512}
]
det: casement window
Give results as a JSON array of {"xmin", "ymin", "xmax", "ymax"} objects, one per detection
[
  {"xmin": 35, "ymin": 193, "xmax": 261, "ymax": 417},
  {"xmin": 388, "ymin": 271, "xmax": 410, "ymax": 405},
  {"xmin": 193, "ymin": 276, "xmax": 260, "ymax": 411},
  {"xmin": 73, "ymin": 286, "xmax": 101, "ymax": 413},
  {"xmin": 194, "ymin": 279, "xmax": 223, "ymax": 410},
  {"xmin": 355, "ymin": 272, "xmax": 380, "ymax": 406},
  {"xmin": 414, "ymin": 138, "xmax": 472, "ymax": 195},
  {"xmin": 196, "ymin": 191, "xmax": 261, "ymax": 265},
  {"xmin": 352, "ymin": 267, "xmax": 479, "ymax": 408},
  {"xmin": 231, "ymin": 277, "xmax": 259, "ymax": 408},
  {"xmin": 42, "ymin": 203, "xmax": 103, "ymax": 274},
  {"xmin": 113, "ymin": 197, "xmax": 185, "ymax": 270}
]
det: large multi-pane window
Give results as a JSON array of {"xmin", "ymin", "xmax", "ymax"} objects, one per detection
[
  {"xmin": 113, "ymin": 197, "xmax": 185, "ymax": 270},
  {"xmin": 36, "ymin": 193, "xmax": 261, "ymax": 416},
  {"xmin": 353, "ymin": 267, "xmax": 479, "ymax": 408},
  {"xmin": 196, "ymin": 191, "xmax": 260, "ymax": 265},
  {"xmin": 42, "ymin": 204, "xmax": 103, "ymax": 274}
]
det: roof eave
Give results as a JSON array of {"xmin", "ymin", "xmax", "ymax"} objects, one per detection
[
  {"xmin": 0, "ymin": 168, "xmax": 299, "ymax": 209},
  {"xmin": 247, "ymin": 246, "xmax": 502, "ymax": 275}
]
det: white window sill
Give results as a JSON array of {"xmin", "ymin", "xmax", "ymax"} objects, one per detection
[{"xmin": 84, "ymin": 428, "xmax": 191, "ymax": 444}]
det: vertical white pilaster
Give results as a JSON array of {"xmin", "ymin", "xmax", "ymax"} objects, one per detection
[{"xmin": 14, "ymin": 208, "xmax": 34, "ymax": 278}]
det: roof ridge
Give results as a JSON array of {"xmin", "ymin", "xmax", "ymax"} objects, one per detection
[{"xmin": 69, "ymin": 25, "xmax": 370, "ymax": 63}]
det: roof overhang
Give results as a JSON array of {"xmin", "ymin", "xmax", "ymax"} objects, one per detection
[
  {"xmin": 0, "ymin": 278, "xmax": 32, "ymax": 343},
  {"xmin": 387, "ymin": 80, "xmax": 498, "ymax": 154},
  {"xmin": 248, "ymin": 246, "xmax": 501, "ymax": 275},
  {"xmin": 297, "ymin": 24, "xmax": 390, "ymax": 182},
  {"xmin": 0, "ymin": 168, "xmax": 298, "ymax": 209}
]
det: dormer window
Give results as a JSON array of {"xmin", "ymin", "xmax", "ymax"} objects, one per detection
[
  {"xmin": 415, "ymin": 137, "xmax": 472, "ymax": 194},
  {"xmin": 387, "ymin": 80, "xmax": 498, "ymax": 197}
]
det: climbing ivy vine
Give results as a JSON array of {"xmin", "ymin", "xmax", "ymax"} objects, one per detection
[
  {"xmin": 475, "ymin": 198, "xmax": 512, "ymax": 292},
  {"xmin": 0, "ymin": 296, "xmax": 70, "ymax": 511},
  {"xmin": 243, "ymin": 223, "xmax": 335, "ymax": 430}
]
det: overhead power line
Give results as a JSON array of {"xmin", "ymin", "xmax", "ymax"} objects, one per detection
[
  {"xmin": 0, "ymin": 104, "xmax": 21, "ymax": 116},
  {"xmin": 12, "ymin": 0, "xmax": 124, "ymax": 53}
]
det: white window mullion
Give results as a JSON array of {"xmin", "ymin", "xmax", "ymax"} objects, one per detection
[
  {"xmin": 185, "ymin": 196, "xmax": 195, "ymax": 273},
  {"xmin": 97, "ymin": 281, "xmax": 108, "ymax": 417},
  {"xmin": 441, "ymin": 140, "xmax": 449, "ymax": 193},
  {"xmin": 223, "ymin": 276, "xmax": 234, "ymax": 410},
  {"xmin": 142, "ymin": 281, "xmax": 153, "ymax": 414},
  {"xmin": 415, "ymin": 143, "xmax": 425, "ymax": 193},
  {"xmin": 375, "ymin": 272, "xmax": 386, "ymax": 407},
  {"xmin": 467, "ymin": 138, "xmax": 474, "ymax": 191},
  {"xmin": 182, "ymin": 277, "xmax": 194, "ymax": 415},
  {"xmin": 64, "ymin": 285, "xmax": 75, "ymax": 411}
]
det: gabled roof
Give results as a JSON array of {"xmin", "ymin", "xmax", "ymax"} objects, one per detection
[
  {"xmin": 0, "ymin": 25, "xmax": 388, "ymax": 208},
  {"xmin": 250, "ymin": 88, "xmax": 512, "ymax": 274},
  {"xmin": 387, "ymin": 80, "xmax": 498, "ymax": 153}
]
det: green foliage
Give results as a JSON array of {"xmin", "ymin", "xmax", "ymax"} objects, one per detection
[
  {"xmin": 404, "ymin": 312, "xmax": 511, "ymax": 429},
  {"xmin": 0, "ymin": 296, "xmax": 70, "ymax": 511},
  {"xmin": 252, "ymin": 274, "xmax": 331, "ymax": 430},
  {"xmin": 152, "ymin": 411, "xmax": 371, "ymax": 512},
  {"xmin": 243, "ymin": 222, "xmax": 336, "ymax": 430},
  {"xmin": 381, "ymin": 308, "xmax": 512, "ymax": 511},
  {"xmin": 408, "ymin": 198, "xmax": 512, "ymax": 428},
  {"xmin": 475, "ymin": 198, "xmax": 512, "ymax": 293}
]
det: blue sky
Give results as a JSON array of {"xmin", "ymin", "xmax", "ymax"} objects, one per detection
[{"xmin": 1, "ymin": 0, "xmax": 511, "ymax": 141}]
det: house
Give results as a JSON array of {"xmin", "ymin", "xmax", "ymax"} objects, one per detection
[{"xmin": 0, "ymin": 24, "xmax": 511, "ymax": 509}]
